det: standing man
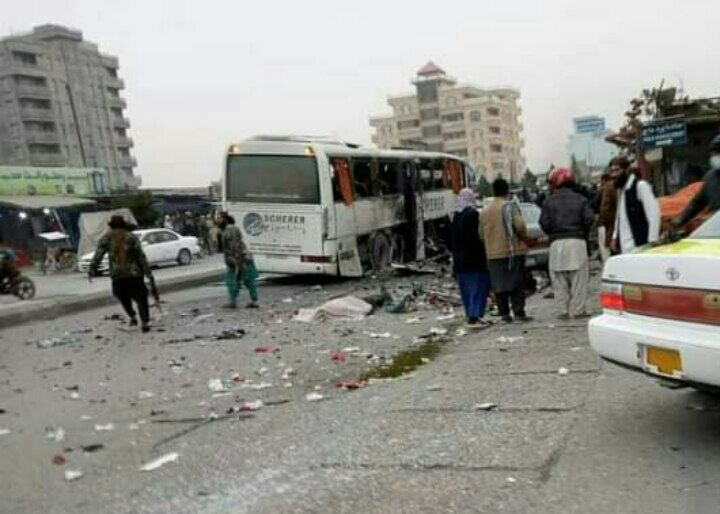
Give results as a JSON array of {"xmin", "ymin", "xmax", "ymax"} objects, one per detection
[
  {"xmin": 217, "ymin": 212, "xmax": 259, "ymax": 309},
  {"xmin": 90, "ymin": 215, "xmax": 154, "ymax": 333},
  {"xmin": 540, "ymin": 168, "xmax": 594, "ymax": 320},
  {"xmin": 450, "ymin": 188, "xmax": 490, "ymax": 327},
  {"xmin": 674, "ymin": 135, "xmax": 720, "ymax": 228},
  {"xmin": 613, "ymin": 165, "xmax": 660, "ymax": 254},
  {"xmin": 597, "ymin": 158, "xmax": 623, "ymax": 262},
  {"xmin": 479, "ymin": 178, "xmax": 532, "ymax": 323}
]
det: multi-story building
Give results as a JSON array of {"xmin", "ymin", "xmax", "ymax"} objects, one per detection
[
  {"xmin": 0, "ymin": 24, "xmax": 139, "ymax": 191},
  {"xmin": 567, "ymin": 115, "xmax": 618, "ymax": 182},
  {"xmin": 370, "ymin": 62, "xmax": 525, "ymax": 183}
]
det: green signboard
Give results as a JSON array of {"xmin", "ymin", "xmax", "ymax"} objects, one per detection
[{"xmin": 0, "ymin": 166, "xmax": 108, "ymax": 196}]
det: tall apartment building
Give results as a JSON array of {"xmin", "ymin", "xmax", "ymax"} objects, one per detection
[
  {"xmin": 370, "ymin": 62, "xmax": 525, "ymax": 183},
  {"xmin": 0, "ymin": 24, "xmax": 139, "ymax": 191}
]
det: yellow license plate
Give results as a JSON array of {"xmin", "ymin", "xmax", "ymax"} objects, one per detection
[{"xmin": 646, "ymin": 347, "xmax": 682, "ymax": 376}]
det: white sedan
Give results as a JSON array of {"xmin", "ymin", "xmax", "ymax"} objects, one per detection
[
  {"xmin": 589, "ymin": 211, "xmax": 720, "ymax": 391},
  {"xmin": 78, "ymin": 229, "xmax": 202, "ymax": 274}
]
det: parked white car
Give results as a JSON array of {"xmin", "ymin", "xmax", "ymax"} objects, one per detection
[
  {"xmin": 78, "ymin": 229, "xmax": 201, "ymax": 274},
  {"xmin": 589, "ymin": 211, "xmax": 720, "ymax": 391}
]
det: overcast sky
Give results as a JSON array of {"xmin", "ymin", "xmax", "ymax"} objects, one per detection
[{"xmin": 4, "ymin": 0, "xmax": 720, "ymax": 187}]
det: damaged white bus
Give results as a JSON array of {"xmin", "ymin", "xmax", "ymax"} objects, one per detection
[{"xmin": 223, "ymin": 135, "xmax": 473, "ymax": 277}]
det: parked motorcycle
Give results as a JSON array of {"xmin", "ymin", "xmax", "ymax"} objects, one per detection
[{"xmin": 0, "ymin": 274, "xmax": 36, "ymax": 300}]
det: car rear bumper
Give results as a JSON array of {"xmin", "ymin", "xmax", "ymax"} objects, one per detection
[
  {"xmin": 589, "ymin": 312, "xmax": 720, "ymax": 387},
  {"xmin": 77, "ymin": 261, "xmax": 108, "ymax": 273}
]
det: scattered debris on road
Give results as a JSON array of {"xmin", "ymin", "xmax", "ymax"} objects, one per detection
[
  {"xmin": 474, "ymin": 403, "xmax": 498, "ymax": 411},
  {"xmin": 64, "ymin": 469, "xmax": 83, "ymax": 481},
  {"xmin": 140, "ymin": 452, "xmax": 180, "ymax": 472},
  {"xmin": 294, "ymin": 296, "xmax": 372, "ymax": 323}
]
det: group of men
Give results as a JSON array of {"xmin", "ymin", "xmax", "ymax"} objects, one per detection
[
  {"xmin": 452, "ymin": 137, "xmax": 720, "ymax": 325},
  {"xmin": 91, "ymin": 212, "xmax": 258, "ymax": 333}
]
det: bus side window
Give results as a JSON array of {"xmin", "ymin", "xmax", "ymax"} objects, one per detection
[
  {"xmin": 433, "ymin": 159, "xmax": 445, "ymax": 189},
  {"xmin": 351, "ymin": 158, "xmax": 375, "ymax": 198},
  {"xmin": 378, "ymin": 160, "xmax": 401, "ymax": 195},
  {"xmin": 418, "ymin": 159, "xmax": 434, "ymax": 191},
  {"xmin": 330, "ymin": 158, "xmax": 354, "ymax": 205}
]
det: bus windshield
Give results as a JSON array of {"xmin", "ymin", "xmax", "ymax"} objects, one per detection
[{"xmin": 226, "ymin": 154, "xmax": 320, "ymax": 204}]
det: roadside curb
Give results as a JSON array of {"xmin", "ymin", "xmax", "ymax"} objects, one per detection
[{"xmin": 0, "ymin": 268, "xmax": 223, "ymax": 330}]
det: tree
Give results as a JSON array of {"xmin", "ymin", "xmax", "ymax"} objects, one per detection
[{"xmin": 522, "ymin": 169, "xmax": 537, "ymax": 189}]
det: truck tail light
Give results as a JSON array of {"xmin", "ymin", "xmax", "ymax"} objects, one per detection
[{"xmin": 600, "ymin": 281, "xmax": 625, "ymax": 311}]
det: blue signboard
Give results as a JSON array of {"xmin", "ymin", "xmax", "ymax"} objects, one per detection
[{"xmin": 641, "ymin": 121, "xmax": 687, "ymax": 150}]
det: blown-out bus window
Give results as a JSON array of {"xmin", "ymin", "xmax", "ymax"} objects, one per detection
[{"xmin": 226, "ymin": 154, "xmax": 320, "ymax": 204}]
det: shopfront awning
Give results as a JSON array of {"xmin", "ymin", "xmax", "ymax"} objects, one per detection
[{"xmin": 0, "ymin": 195, "xmax": 96, "ymax": 209}]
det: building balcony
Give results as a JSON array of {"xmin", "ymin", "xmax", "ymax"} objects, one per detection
[
  {"xmin": 112, "ymin": 117, "xmax": 131, "ymax": 129},
  {"xmin": 19, "ymin": 108, "xmax": 55, "ymax": 122},
  {"xmin": 1, "ymin": 65, "xmax": 46, "ymax": 79},
  {"xmin": 107, "ymin": 96, "xmax": 127, "ymax": 109},
  {"xmin": 25, "ymin": 131, "xmax": 59, "ymax": 144},
  {"xmin": 105, "ymin": 77, "xmax": 125, "ymax": 89},
  {"xmin": 15, "ymin": 84, "xmax": 51, "ymax": 100},
  {"xmin": 115, "ymin": 136, "xmax": 134, "ymax": 147},
  {"xmin": 29, "ymin": 152, "xmax": 65, "ymax": 165},
  {"xmin": 118, "ymin": 155, "xmax": 137, "ymax": 168}
]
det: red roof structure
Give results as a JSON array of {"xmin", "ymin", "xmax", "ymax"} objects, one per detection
[{"xmin": 417, "ymin": 61, "xmax": 446, "ymax": 77}]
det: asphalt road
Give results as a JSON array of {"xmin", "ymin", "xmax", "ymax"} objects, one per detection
[{"xmin": 1, "ymin": 273, "xmax": 719, "ymax": 514}]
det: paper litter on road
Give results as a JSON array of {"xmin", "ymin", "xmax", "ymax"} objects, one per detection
[
  {"xmin": 45, "ymin": 426, "xmax": 65, "ymax": 442},
  {"xmin": 0, "ymin": 428, "xmax": 10, "ymax": 436},
  {"xmin": 405, "ymin": 317, "xmax": 422, "ymax": 324},
  {"xmin": 426, "ymin": 385, "xmax": 443, "ymax": 391},
  {"xmin": 429, "ymin": 327, "xmax": 448, "ymax": 336},
  {"xmin": 248, "ymin": 382, "xmax": 273, "ymax": 391},
  {"xmin": 341, "ymin": 347, "xmax": 360, "ymax": 354},
  {"xmin": 558, "ymin": 367, "xmax": 569, "ymax": 376},
  {"xmin": 207, "ymin": 378, "xmax": 231, "ymax": 393},
  {"xmin": 140, "ymin": 452, "xmax": 180, "ymax": 472},
  {"xmin": 294, "ymin": 296, "xmax": 373, "ymax": 323},
  {"xmin": 436, "ymin": 313, "xmax": 456, "ymax": 321},
  {"xmin": 496, "ymin": 336, "xmax": 524, "ymax": 343},
  {"xmin": 305, "ymin": 393, "xmax": 325, "ymax": 402},
  {"xmin": 368, "ymin": 332, "xmax": 392, "ymax": 339},
  {"xmin": 506, "ymin": 476, "xmax": 517, "ymax": 484},
  {"xmin": 138, "ymin": 391, "xmax": 155, "ymax": 400},
  {"xmin": 95, "ymin": 423, "xmax": 115, "ymax": 432},
  {"xmin": 474, "ymin": 403, "xmax": 498, "ymax": 411},
  {"xmin": 455, "ymin": 328, "xmax": 468, "ymax": 337},
  {"xmin": 64, "ymin": 469, "xmax": 84, "ymax": 481}
]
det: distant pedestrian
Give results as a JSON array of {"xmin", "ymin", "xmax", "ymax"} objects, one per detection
[
  {"xmin": 163, "ymin": 214, "xmax": 173, "ymax": 230},
  {"xmin": 540, "ymin": 168, "xmax": 594, "ymax": 320},
  {"xmin": 479, "ymin": 178, "xmax": 532, "ymax": 323},
  {"xmin": 217, "ymin": 212, "xmax": 259, "ymax": 309},
  {"xmin": 90, "ymin": 215, "xmax": 154, "ymax": 332},
  {"xmin": 450, "ymin": 188, "xmax": 490, "ymax": 327},
  {"xmin": 612, "ymin": 165, "xmax": 660, "ymax": 254}
]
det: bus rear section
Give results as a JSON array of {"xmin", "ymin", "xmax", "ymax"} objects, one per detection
[{"xmin": 225, "ymin": 150, "xmax": 336, "ymax": 275}]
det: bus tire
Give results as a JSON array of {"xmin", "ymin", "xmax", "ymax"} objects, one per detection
[{"xmin": 370, "ymin": 232, "xmax": 393, "ymax": 272}]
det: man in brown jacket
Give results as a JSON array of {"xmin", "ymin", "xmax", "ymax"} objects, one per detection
[
  {"xmin": 597, "ymin": 158, "xmax": 623, "ymax": 262},
  {"xmin": 479, "ymin": 178, "xmax": 532, "ymax": 323}
]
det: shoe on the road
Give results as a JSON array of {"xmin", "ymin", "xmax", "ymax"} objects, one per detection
[
  {"xmin": 223, "ymin": 303, "xmax": 238, "ymax": 310},
  {"xmin": 141, "ymin": 324, "xmax": 150, "ymax": 333},
  {"xmin": 501, "ymin": 315, "xmax": 514, "ymax": 323},
  {"xmin": 245, "ymin": 301, "xmax": 259, "ymax": 309},
  {"xmin": 129, "ymin": 317, "xmax": 138, "ymax": 327}
]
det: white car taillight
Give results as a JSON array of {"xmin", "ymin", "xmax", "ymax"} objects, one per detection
[{"xmin": 599, "ymin": 281, "xmax": 625, "ymax": 311}]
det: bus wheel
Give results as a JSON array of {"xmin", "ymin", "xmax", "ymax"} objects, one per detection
[{"xmin": 370, "ymin": 233, "xmax": 393, "ymax": 272}]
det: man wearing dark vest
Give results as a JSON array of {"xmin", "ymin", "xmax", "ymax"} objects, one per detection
[{"xmin": 612, "ymin": 164, "xmax": 660, "ymax": 254}]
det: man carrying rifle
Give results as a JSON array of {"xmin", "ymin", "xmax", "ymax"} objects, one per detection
[{"xmin": 90, "ymin": 215, "xmax": 155, "ymax": 333}]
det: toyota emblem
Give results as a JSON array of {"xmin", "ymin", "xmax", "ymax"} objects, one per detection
[{"xmin": 665, "ymin": 267, "xmax": 680, "ymax": 282}]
